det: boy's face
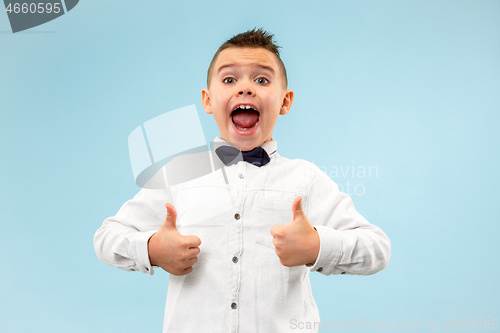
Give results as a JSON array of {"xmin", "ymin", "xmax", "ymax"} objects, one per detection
[{"xmin": 202, "ymin": 47, "xmax": 294, "ymax": 152}]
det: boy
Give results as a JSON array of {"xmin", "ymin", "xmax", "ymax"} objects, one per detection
[{"xmin": 94, "ymin": 28, "xmax": 390, "ymax": 332}]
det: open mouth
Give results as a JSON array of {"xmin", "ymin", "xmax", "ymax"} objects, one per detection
[{"xmin": 231, "ymin": 105, "xmax": 260, "ymax": 131}]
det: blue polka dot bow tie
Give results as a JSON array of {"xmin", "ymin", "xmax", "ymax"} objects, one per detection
[{"xmin": 215, "ymin": 145, "xmax": 271, "ymax": 167}]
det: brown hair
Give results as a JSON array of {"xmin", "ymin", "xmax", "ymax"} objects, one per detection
[{"xmin": 206, "ymin": 28, "xmax": 288, "ymax": 88}]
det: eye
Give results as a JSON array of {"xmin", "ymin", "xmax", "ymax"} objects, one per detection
[
  {"xmin": 223, "ymin": 77, "xmax": 236, "ymax": 84},
  {"xmin": 255, "ymin": 77, "xmax": 269, "ymax": 84}
]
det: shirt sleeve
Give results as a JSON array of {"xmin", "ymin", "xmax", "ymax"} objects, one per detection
[
  {"xmin": 305, "ymin": 164, "xmax": 391, "ymax": 276},
  {"xmin": 93, "ymin": 185, "xmax": 171, "ymax": 275}
]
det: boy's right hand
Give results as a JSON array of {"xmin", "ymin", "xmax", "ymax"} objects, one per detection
[{"xmin": 148, "ymin": 203, "xmax": 201, "ymax": 276}]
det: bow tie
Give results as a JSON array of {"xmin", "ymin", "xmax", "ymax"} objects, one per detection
[{"xmin": 215, "ymin": 145, "xmax": 271, "ymax": 167}]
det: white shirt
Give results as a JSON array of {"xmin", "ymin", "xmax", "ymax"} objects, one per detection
[{"xmin": 94, "ymin": 137, "xmax": 391, "ymax": 333}]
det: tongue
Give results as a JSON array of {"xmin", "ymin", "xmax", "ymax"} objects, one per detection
[{"xmin": 232, "ymin": 110, "xmax": 259, "ymax": 128}]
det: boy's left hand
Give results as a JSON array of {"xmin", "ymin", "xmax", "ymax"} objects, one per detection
[{"xmin": 270, "ymin": 197, "xmax": 320, "ymax": 267}]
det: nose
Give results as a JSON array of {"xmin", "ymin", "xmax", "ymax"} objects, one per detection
[{"xmin": 237, "ymin": 83, "xmax": 255, "ymax": 96}]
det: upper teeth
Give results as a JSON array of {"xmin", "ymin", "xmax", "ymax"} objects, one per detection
[{"xmin": 237, "ymin": 105, "xmax": 253, "ymax": 110}]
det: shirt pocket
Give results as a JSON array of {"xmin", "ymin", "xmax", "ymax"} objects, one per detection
[
  {"xmin": 255, "ymin": 196, "xmax": 294, "ymax": 211},
  {"xmin": 252, "ymin": 194, "xmax": 306, "ymax": 250},
  {"xmin": 254, "ymin": 190, "xmax": 308, "ymax": 216},
  {"xmin": 172, "ymin": 185, "xmax": 234, "ymax": 228}
]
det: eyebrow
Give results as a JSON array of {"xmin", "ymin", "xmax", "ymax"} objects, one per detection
[{"xmin": 217, "ymin": 63, "xmax": 275, "ymax": 76}]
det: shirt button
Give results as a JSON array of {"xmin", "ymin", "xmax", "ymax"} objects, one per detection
[
  {"xmin": 232, "ymin": 256, "xmax": 238, "ymax": 263},
  {"xmin": 234, "ymin": 213, "xmax": 240, "ymax": 220},
  {"xmin": 231, "ymin": 302, "xmax": 237, "ymax": 309},
  {"xmin": 238, "ymin": 173, "xmax": 244, "ymax": 179},
  {"xmin": 317, "ymin": 267, "xmax": 323, "ymax": 272}
]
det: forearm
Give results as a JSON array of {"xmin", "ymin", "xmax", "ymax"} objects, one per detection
[
  {"xmin": 93, "ymin": 186, "xmax": 170, "ymax": 274},
  {"xmin": 308, "ymin": 224, "xmax": 390, "ymax": 275},
  {"xmin": 93, "ymin": 218, "xmax": 156, "ymax": 274}
]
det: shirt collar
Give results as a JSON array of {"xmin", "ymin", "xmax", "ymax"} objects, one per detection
[{"xmin": 213, "ymin": 137, "xmax": 277, "ymax": 157}]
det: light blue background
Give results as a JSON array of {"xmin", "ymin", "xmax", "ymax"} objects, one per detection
[{"xmin": 1, "ymin": 0, "xmax": 499, "ymax": 332}]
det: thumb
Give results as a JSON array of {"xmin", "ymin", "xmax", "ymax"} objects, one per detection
[
  {"xmin": 162, "ymin": 203, "xmax": 178, "ymax": 230},
  {"xmin": 292, "ymin": 197, "xmax": 305, "ymax": 221}
]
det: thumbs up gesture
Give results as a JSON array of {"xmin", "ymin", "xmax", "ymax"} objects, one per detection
[
  {"xmin": 270, "ymin": 197, "xmax": 320, "ymax": 267},
  {"xmin": 148, "ymin": 203, "xmax": 202, "ymax": 275}
]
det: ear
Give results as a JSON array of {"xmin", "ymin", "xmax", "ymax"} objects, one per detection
[
  {"xmin": 279, "ymin": 89, "xmax": 294, "ymax": 115},
  {"xmin": 201, "ymin": 88, "xmax": 212, "ymax": 114}
]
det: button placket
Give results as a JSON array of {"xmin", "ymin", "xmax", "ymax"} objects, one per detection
[{"xmin": 229, "ymin": 162, "xmax": 245, "ymax": 331}]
